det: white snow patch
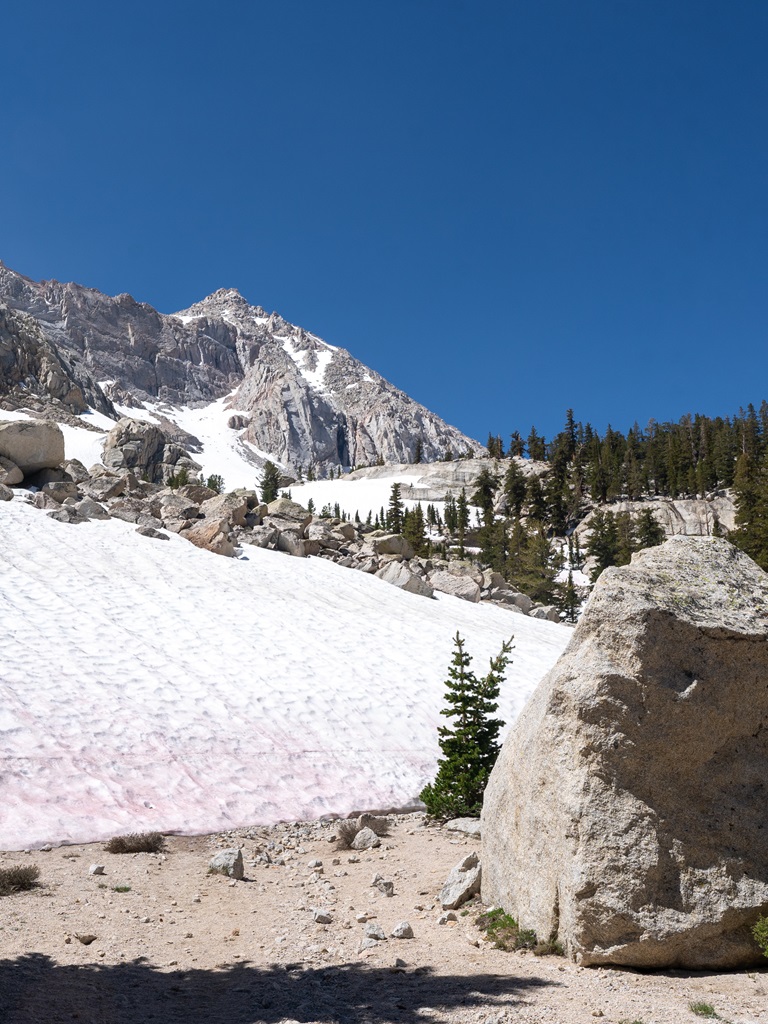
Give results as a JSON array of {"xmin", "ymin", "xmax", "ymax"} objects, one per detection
[{"xmin": 0, "ymin": 499, "xmax": 569, "ymax": 849}]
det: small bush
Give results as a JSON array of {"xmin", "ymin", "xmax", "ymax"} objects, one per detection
[
  {"xmin": 206, "ymin": 474, "xmax": 224, "ymax": 494},
  {"xmin": 104, "ymin": 832, "xmax": 165, "ymax": 854},
  {"xmin": 335, "ymin": 816, "xmax": 390, "ymax": 850},
  {"xmin": 475, "ymin": 907, "xmax": 537, "ymax": 951},
  {"xmin": 533, "ymin": 937, "xmax": 565, "ymax": 957},
  {"xmin": 112, "ymin": 885, "xmax": 132, "ymax": 893},
  {"xmin": 0, "ymin": 864, "xmax": 40, "ymax": 895},
  {"xmin": 753, "ymin": 913, "xmax": 768, "ymax": 958},
  {"xmin": 689, "ymin": 1004, "xmax": 717, "ymax": 1019}
]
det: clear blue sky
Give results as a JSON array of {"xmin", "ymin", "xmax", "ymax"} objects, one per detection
[{"xmin": 2, "ymin": 1, "xmax": 766, "ymax": 445}]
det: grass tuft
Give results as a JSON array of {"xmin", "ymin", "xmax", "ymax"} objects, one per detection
[
  {"xmin": 689, "ymin": 1003, "xmax": 717, "ymax": 1019},
  {"xmin": 104, "ymin": 832, "xmax": 165, "ymax": 854},
  {"xmin": 475, "ymin": 907, "xmax": 537, "ymax": 951},
  {"xmin": 0, "ymin": 864, "xmax": 40, "ymax": 896},
  {"xmin": 335, "ymin": 816, "xmax": 390, "ymax": 850}
]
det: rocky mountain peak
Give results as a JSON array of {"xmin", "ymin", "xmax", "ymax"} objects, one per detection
[
  {"xmin": 0, "ymin": 262, "xmax": 482, "ymax": 472},
  {"xmin": 174, "ymin": 287, "xmax": 268, "ymax": 324}
]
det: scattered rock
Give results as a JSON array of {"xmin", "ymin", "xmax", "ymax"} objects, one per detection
[
  {"xmin": 208, "ymin": 849, "xmax": 244, "ymax": 879},
  {"xmin": 136, "ymin": 526, "xmax": 170, "ymax": 540},
  {"xmin": 312, "ymin": 908, "xmax": 333, "ymax": 924},
  {"xmin": 428, "ymin": 569, "xmax": 481, "ymax": 603},
  {"xmin": 74, "ymin": 934, "xmax": 97, "ymax": 946},
  {"xmin": 364, "ymin": 922, "xmax": 387, "ymax": 940},
  {"xmin": 390, "ymin": 921, "xmax": 414, "ymax": 939},
  {"xmin": 88, "ymin": 864, "xmax": 105, "ymax": 876},
  {"xmin": 375, "ymin": 560, "xmax": 434, "ymax": 598},
  {"xmin": 181, "ymin": 518, "xmax": 236, "ymax": 557},
  {"xmin": 351, "ymin": 827, "xmax": 381, "ymax": 851},
  {"xmin": 439, "ymin": 852, "xmax": 481, "ymax": 910}
]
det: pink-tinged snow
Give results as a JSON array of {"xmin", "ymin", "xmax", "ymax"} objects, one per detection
[{"xmin": 0, "ymin": 499, "xmax": 570, "ymax": 850}]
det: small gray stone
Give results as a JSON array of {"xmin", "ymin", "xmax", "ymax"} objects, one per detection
[
  {"xmin": 89, "ymin": 864, "xmax": 106, "ymax": 876},
  {"xmin": 351, "ymin": 827, "xmax": 381, "ymax": 851},
  {"xmin": 208, "ymin": 848, "xmax": 244, "ymax": 880},
  {"xmin": 364, "ymin": 922, "xmax": 386, "ymax": 940},
  {"xmin": 390, "ymin": 921, "xmax": 414, "ymax": 939},
  {"xmin": 313, "ymin": 908, "xmax": 333, "ymax": 924}
]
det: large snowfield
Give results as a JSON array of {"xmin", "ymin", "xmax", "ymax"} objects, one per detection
[{"xmin": 0, "ymin": 405, "xmax": 572, "ymax": 851}]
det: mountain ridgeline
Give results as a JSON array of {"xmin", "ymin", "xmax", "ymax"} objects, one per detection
[{"xmin": 0, "ymin": 262, "xmax": 479, "ymax": 474}]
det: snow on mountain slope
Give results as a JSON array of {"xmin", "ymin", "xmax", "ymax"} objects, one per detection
[{"xmin": 0, "ymin": 499, "xmax": 570, "ymax": 850}]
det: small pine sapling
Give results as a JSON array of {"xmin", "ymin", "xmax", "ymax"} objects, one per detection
[{"xmin": 420, "ymin": 632, "xmax": 513, "ymax": 818}]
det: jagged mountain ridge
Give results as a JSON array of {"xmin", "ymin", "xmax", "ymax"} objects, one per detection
[{"xmin": 0, "ymin": 261, "xmax": 480, "ymax": 471}]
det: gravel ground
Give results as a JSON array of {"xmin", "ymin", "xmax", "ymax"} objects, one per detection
[{"xmin": 0, "ymin": 814, "xmax": 765, "ymax": 1024}]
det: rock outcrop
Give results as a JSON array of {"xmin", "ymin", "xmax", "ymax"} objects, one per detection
[
  {"xmin": 102, "ymin": 418, "xmax": 202, "ymax": 485},
  {"xmin": 481, "ymin": 537, "xmax": 768, "ymax": 969}
]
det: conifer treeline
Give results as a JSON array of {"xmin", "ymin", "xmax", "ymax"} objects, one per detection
[
  {"xmin": 483, "ymin": 400, "xmax": 768, "ymax": 574},
  {"xmin": 489, "ymin": 401, "xmax": 768, "ymax": 510}
]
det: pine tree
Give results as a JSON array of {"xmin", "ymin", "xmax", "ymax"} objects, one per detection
[
  {"xmin": 420, "ymin": 633, "xmax": 512, "ymax": 818},
  {"xmin": 456, "ymin": 488, "xmax": 470, "ymax": 558},
  {"xmin": 635, "ymin": 508, "xmax": 665, "ymax": 549},
  {"xmin": 260, "ymin": 461, "xmax": 281, "ymax": 504},
  {"xmin": 503, "ymin": 460, "xmax": 527, "ymax": 517},
  {"xmin": 561, "ymin": 570, "xmax": 579, "ymax": 623},
  {"xmin": 414, "ymin": 438, "xmax": 423, "ymax": 464},
  {"xmin": 387, "ymin": 483, "xmax": 404, "ymax": 533},
  {"xmin": 403, "ymin": 503, "xmax": 427, "ymax": 555}
]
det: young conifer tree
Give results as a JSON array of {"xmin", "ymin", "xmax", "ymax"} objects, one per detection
[{"xmin": 420, "ymin": 632, "xmax": 513, "ymax": 819}]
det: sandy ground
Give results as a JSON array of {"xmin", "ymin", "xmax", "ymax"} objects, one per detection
[{"xmin": 0, "ymin": 814, "xmax": 765, "ymax": 1024}]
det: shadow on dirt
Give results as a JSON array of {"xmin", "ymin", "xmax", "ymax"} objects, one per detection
[{"xmin": 0, "ymin": 953, "xmax": 558, "ymax": 1024}]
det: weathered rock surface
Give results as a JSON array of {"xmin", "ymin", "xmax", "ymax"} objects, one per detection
[
  {"xmin": 103, "ymin": 418, "xmax": 201, "ymax": 485},
  {"xmin": 481, "ymin": 536, "xmax": 768, "ymax": 969},
  {"xmin": 0, "ymin": 455, "xmax": 23, "ymax": 485},
  {"xmin": 181, "ymin": 519, "xmax": 236, "ymax": 558},
  {"xmin": 375, "ymin": 561, "xmax": 434, "ymax": 599},
  {"xmin": 208, "ymin": 849, "xmax": 244, "ymax": 879},
  {"xmin": 428, "ymin": 570, "xmax": 481, "ymax": 603},
  {"xmin": 439, "ymin": 853, "xmax": 482, "ymax": 910},
  {"xmin": 0, "ymin": 420, "xmax": 65, "ymax": 473}
]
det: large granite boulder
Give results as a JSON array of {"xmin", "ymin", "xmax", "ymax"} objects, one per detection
[
  {"xmin": 481, "ymin": 537, "xmax": 768, "ymax": 969},
  {"xmin": 102, "ymin": 418, "xmax": 201, "ymax": 485},
  {"xmin": 0, "ymin": 420, "xmax": 64, "ymax": 473}
]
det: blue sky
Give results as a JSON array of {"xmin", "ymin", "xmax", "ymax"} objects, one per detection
[{"xmin": 2, "ymin": 1, "xmax": 766, "ymax": 446}]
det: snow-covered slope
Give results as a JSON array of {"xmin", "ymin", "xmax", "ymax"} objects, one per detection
[{"xmin": 1, "ymin": 499, "xmax": 570, "ymax": 850}]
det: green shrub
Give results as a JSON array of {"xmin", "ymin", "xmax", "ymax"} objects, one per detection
[
  {"xmin": 689, "ymin": 1004, "xmax": 717, "ymax": 1019},
  {"xmin": 206, "ymin": 474, "xmax": 224, "ymax": 494},
  {"xmin": 420, "ymin": 633, "xmax": 512, "ymax": 818},
  {"xmin": 753, "ymin": 913, "xmax": 768, "ymax": 958},
  {"xmin": 475, "ymin": 907, "xmax": 537, "ymax": 951},
  {"xmin": 112, "ymin": 885, "xmax": 132, "ymax": 892},
  {"xmin": 104, "ymin": 832, "xmax": 165, "ymax": 854},
  {"xmin": 0, "ymin": 864, "xmax": 40, "ymax": 895}
]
